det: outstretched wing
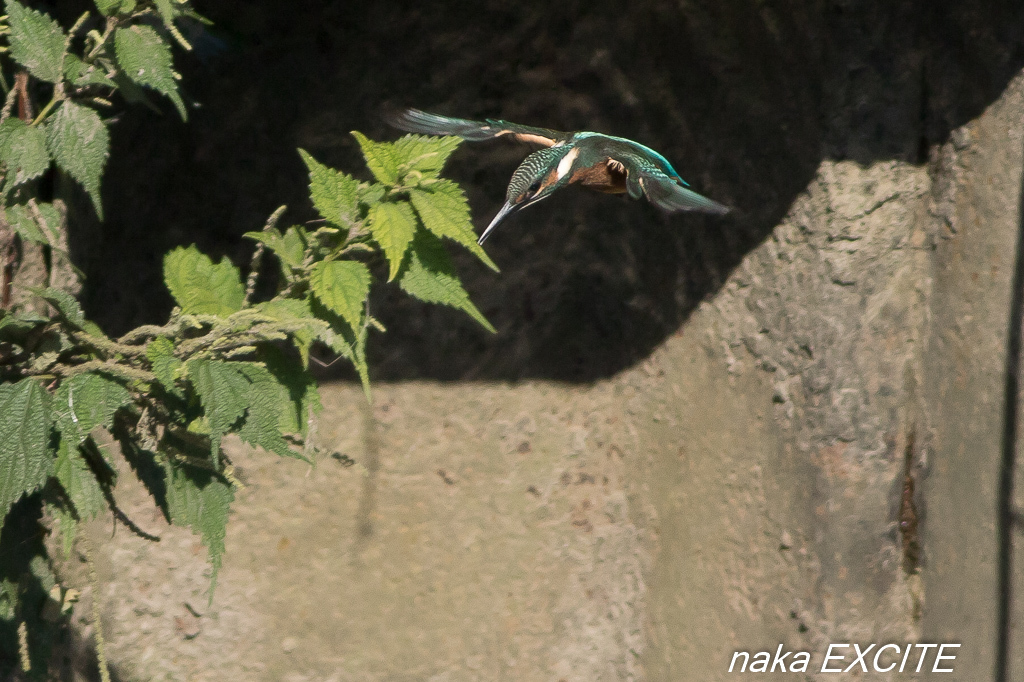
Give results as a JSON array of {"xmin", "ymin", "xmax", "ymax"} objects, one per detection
[
  {"xmin": 388, "ymin": 108, "xmax": 571, "ymax": 147},
  {"xmin": 617, "ymin": 154, "xmax": 730, "ymax": 215}
]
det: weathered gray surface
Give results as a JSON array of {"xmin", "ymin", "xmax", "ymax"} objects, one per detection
[
  {"xmin": 45, "ymin": 0, "xmax": 1024, "ymax": 679},
  {"xmin": 920, "ymin": 73, "xmax": 1024, "ymax": 677},
  {"xmin": 64, "ymin": 73, "xmax": 1024, "ymax": 679}
]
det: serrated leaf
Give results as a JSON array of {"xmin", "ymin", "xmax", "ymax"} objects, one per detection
[
  {"xmin": 153, "ymin": 0, "xmax": 180, "ymax": 27},
  {"xmin": 5, "ymin": 0, "xmax": 65, "ymax": 84},
  {"xmin": 186, "ymin": 358, "xmax": 249, "ymax": 466},
  {"xmin": 33, "ymin": 286, "xmax": 85, "ymax": 327},
  {"xmin": 279, "ymin": 227, "xmax": 308, "ymax": 269},
  {"xmin": 46, "ymin": 497, "xmax": 78, "ymax": 557},
  {"xmin": 311, "ymin": 299, "xmax": 371, "ymax": 399},
  {"xmin": 235, "ymin": 363, "xmax": 303, "ymax": 460},
  {"xmin": 146, "ymin": 336, "xmax": 183, "ymax": 396},
  {"xmin": 368, "ymin": 200, "xmax": 416, "ymax": 281},
  {"xmin": 259, "ymin": 343, "xmax": 321, "ymax": 435},
  {"xmin": 392, "ymin": 134, "xmax": 462, "ymax": 179},
  {"xmin": 409, "ymin": 182, "xmax": 499, "ymax": 272},
  {"xmin": 115, "ymin": 24, "xmax": 186, "ymax": 119},
  {"xmin": 93, "ymin": 0, "xmax": 122, "ymax": 15},
  {"xmin": 5, "ymin": 203, "xmax": 60, "ymax": 246},
  {"xmin": 351, "ymin": 131, "xmax": 398, "ymax": 184},
  {"xmin": 163, "ymin": 245, "xmax": 245, "ymax": 317},
  {"xmin": 4, "ymin": 204, "xmax": 45, "ymax": 244},
  {"xmin": 45, "ymin": 101, "xmax": 109, "ymax": 219},
  {"xmin": 111, "ymin": 69, "xmax": 158, "ymax": 110},
  {"xmin": 399, "ymin": 232, "xmax": 495, "ymax": 332},
  {"xmin": 243, "ymin": 226, "xmax": 307, "ymax": 273},
  {"xmin": 0, "ymin": 309, "xmax": 47, "ymax": 342},
  {"xmin": 310, "ymin": 260, "xmax": 370, "ymax": 333},
  {"xmin": 256, "ymin": 296, "xmax": 314, "ymax": 323},
  {"xmin": 162, "ymin": 459, "xmax": 232, "ymax": 598},
  {"xmin": 0, "ymin": 379, "xmax": 54, "ymax": 524},
  {"xmin": 32, "ymin": 202, "xmax": 61, "ymax": 243},
  {"xmin": 55, "ymin": 372, "xmax": 132, "ymax": 447},
  {"xmin": 298, "ymin": 149, "xmax": 360, "ymax": 226},
  {"xmin": 359, "ymin": 182, "xmax": 385, "ymax": 205},
  {"xmin": 0, "ymin": 118, "xmax": 50, "ymax": 190},
  {"xmin": 65, "ymin": 54, "xmax": 112, "ymax": 87},
  {"xmin": 256, "ymin": 297, "xmax": 326, "ymax": 366},
  {"xmin": 54, "ymin": 439, "xmax": 105, "ymax": 522}
]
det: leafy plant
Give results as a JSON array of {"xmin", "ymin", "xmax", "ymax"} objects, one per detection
[{"xmin": 0, "ymin": 1, "xmax": 497, "ymax": 678}]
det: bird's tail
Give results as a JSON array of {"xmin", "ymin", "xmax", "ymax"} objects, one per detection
[{"xmin": 386, "ymin": 108, "xmax": 495, "ymax": 141}]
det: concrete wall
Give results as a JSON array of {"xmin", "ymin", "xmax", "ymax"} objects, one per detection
[{"xmin": 63, "ymin": 69, "xmax": 1024, "ymax": 681}]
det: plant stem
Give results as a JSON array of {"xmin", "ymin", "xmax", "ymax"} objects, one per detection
[{"xmin": 31, "ymin": 94, "xmax": 60, "ymax": 126}]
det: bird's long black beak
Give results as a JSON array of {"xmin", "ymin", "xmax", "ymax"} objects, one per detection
[{"xmin": 478, "ymin": 201, "xmax": 519, "ymax": 245}]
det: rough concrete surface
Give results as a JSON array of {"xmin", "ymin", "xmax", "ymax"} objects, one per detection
[
  {"xmin": 21, "ymin": 0, "xmax": 1024, "ymax": 680},
  {"xmin": 51, "ymin": 70, "xmax": 1024, "ymax": 680}
]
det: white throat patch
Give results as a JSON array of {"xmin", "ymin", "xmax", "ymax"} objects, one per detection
[{"xmin": 555, "ymin": 147, "xmax": 580, "ymax": 181}]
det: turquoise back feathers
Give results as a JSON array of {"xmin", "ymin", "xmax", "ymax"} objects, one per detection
[{"xmin": 388, "ymin": 108, "xmax": 729, "ymax": 244}]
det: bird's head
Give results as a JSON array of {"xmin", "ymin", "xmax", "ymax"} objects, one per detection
[{"xmin": 478, "ymin": 145, "xmax": 579, "ymax": 244}]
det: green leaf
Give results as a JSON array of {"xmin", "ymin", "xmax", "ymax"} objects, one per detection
[
  {"xmin": 163, "ymin": 245, "xmax": 245, "ymax": 317},
  {"xmin": 399, "ymin": 232, "xmax": 495, "ymax": 332},
  {"xmin": 259, "ymin": 343, "xmax": 321, "ymax": 435},
  {"xmin": 243, "ymin": 226, "xmax": 307, "ymax": 273},
  {"xmin": 0, "ymin": 379, "xmax": 54, "ymax": 524},
  {"xmin": 93, "ymin": 0, "xmax": 123, "ymax": 16},
  {"xmin": 146, "ymin": 336, "xmax": 183, "ymax": 396},
  {"xmin": 153, "ymin": 0, "xmax": 180, "ymax": 27},
  {"xmin": 33, "ymin": 201, "xmax": 61, "ymax": 243},
  {"xmin": 54, "ymin": 372, "xmax": 132, "ymax": 445},
  {"xmin": 54, "ymin": 439, "xmax": 105, "ymax": 522},
  {"xmin": 0, "ymin": 118, "xmax": 50, "ymax": 190},
  {"xmin": 278, "ymin": 227, "xmax": 308, "ymax": 269},
  {"xmin": 5, "ymin": 0, "xmax": 65, "ymax": 84},
  {"xmin": 409, "ymin": 182, "xmax": 499, "ymax": 271},
  {"xmin": 5, "ymin": 202, "xmax": 61, "ymax": 247},
  {"xmin": 298, "ymin": 149, "xmax": 360, "ymax": 225},
  {"xmin": 392, "ymin": 134, "xmax": 462, "ymax": 179},
  {"xmin": 46, "ymin": 497, "xmax": 78, "ymax": 557},
  {"xmin": 351, "ymin": 131, "xmax": 398, "ymax": 184},
  {"xmin": 368, "ymin": 200, "xmax": 416, "ymax": 281},
  {"xmin": 33, "ymin": 286, "xmax": 86, "ymax": 327},
  {"xmin": 255, "ymin": 297, "xmax": 326, "ymax": 366},
  {"xmin": 3, "ymin": 204, "xmax": 46, "ymax": 244},
  {"xmin": 162, "ymin": 459, "xmax": 232, "ymax": 598},
  {"xmin": 0, "ymin": 309, "xmax": 47, "ymax": 342},
  {"xmin": 45, "ymin": 101, "xmax": 109, "ymax": 219},
  {"xmin": 65, "ymin": 53, "xmax": 112, "ymax": 86},
  {"xmin": 358, "ymin": 182, "xmax": 385, "ymax": 205},
  {"xmin": 311, "ymin": 298, "xmax": 370, "ymax": 398},
  {"xmin": 111, "ymin": 69, "xmax": 158, "ymax": 109},
  {"xmin": 114, "ymin": 24, "xmax": 186, "ymax": 119},
  {"xmin": 185, "ymin": 358, "xmax": 249, "ymax": 466},
  {"xmin": 309, "ymin": 260, "xmax": 370, "ymax": 333},
  {"xmin": 235, "ymin": 363, "xmax": 303, "ymax": 460}
]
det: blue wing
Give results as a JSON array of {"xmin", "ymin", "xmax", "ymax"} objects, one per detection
[
  {"xmin": 388, "ymin": 109, "xmax": 571, "ymax": 147},
  {"xmin": 618, "ymin": 154, "xmax": 729, "ymax": 214}
]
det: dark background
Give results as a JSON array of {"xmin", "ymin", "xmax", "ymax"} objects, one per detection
[{"xmin": 49, "ymin": 0, "xmax": 1024, "ymax": 381}]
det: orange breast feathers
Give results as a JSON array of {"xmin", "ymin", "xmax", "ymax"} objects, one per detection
[{"xmin": 569, "ymin": 158, "xmax": 628, "ymax": 194}]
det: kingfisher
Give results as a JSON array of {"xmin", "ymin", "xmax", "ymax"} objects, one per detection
[{"xmin": 389, "ymin": 108, "xmax": 729, "ymax": 244}]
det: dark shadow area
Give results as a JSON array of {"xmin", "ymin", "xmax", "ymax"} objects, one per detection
[
  {"xmin": 0, "ymin": 495, "xmax": 125, "ymax": 682},
  {"xmin": 55, "ymin": 0, "xmax": 1024, "ymax": 382},
  {"xmin": 995, "ymin": 114, "xmax": 1024, "ymax": 682}
]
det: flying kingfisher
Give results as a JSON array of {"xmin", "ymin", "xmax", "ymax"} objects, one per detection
[{"xmin": 390, "ymin": 108, "xmax": 730, "ymax": 244}]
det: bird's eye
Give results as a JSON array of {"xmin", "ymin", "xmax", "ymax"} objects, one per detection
[{"xmin": 528, "ymin": 180, "xmax": 542, "ymax": 195}]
